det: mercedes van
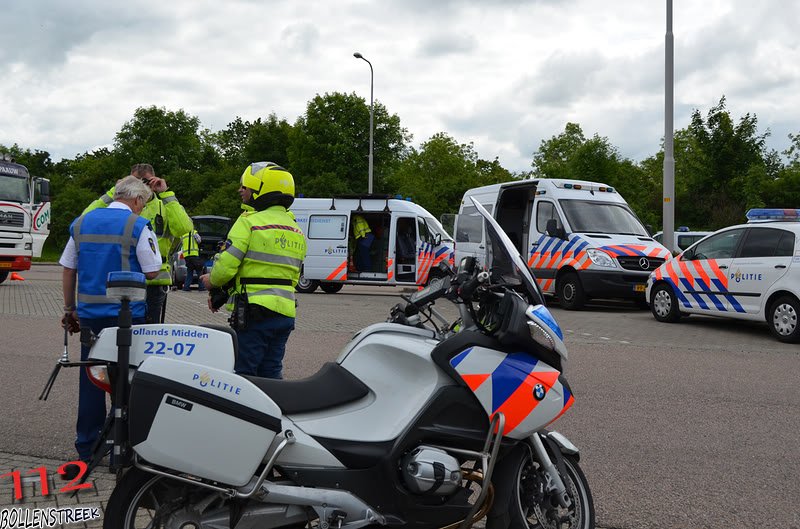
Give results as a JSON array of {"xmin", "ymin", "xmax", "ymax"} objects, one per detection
[{"xmin": 454, "ymin": 179, "xmax": 671, "ymax": 309}]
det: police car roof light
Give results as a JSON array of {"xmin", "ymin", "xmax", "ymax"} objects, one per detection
[
  {"xmin": 677, "ymin": 226, "xmax": 690, "ymax": 232},
  {"xmin": 745, "ymin": 208, "xmax": 800, "ymax": 222}
]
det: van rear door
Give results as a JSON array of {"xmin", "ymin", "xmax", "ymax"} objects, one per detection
[{"xmin": 304, "ymin": 213, "xmax": 349, "ymax": 281}]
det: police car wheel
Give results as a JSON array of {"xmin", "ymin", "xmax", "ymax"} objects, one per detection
[
  {"xmin": 295, "ymin": 274, "xmax": 319, "ymax": 294},
  {"xmin": 558, "ymin": 272, "xmax": 586, "ymax": 311},
  {"xmin": 768, "ymin": 296, "xmax": 800, "ymax": 343},
  {"xmin": 651, "ymin": 283, "xmax": 681, "ymax": 323}
]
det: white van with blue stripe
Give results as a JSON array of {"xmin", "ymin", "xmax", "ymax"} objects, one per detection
[{"xmin": 454, "ymin": 178, "xmax": 670, "ymax": 309}]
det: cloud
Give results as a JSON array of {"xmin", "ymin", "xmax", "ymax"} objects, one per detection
[{"xmin": 417, "ymin": 33, "xmax": 477, "ymax": 57}]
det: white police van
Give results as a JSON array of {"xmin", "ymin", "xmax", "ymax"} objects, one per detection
[
  {"xmin": 453, "ymin": 178, "xmax": 671, "ymax": 309},
  {"xmin": 647, "ymin": 209, "xmax": 800, "ymax": 342},
  {"xmin": 291, "ymin": 196, "xmax": 454, "ymax": 293}
]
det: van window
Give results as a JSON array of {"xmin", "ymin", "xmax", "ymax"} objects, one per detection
[
  {"xmin": 418, "ymin": 217, "xmax": 433, "ymax": 243},
  {"xmin": 456, "ymin": 205, "xmax": 484, "ymax": 243},
  {"xmin": 559, "ymin": 200, "xmax": 647, "ymax": 236},
  {"xmin": 536, "ymin": 201, "xmax": 562, "ymax": 234},
  {"xmin": 308, "ymin": 215, "xmax": 347, "ymax": 239}
]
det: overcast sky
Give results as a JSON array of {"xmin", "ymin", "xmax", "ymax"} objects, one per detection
[{"xmin": 2, "ymin": 0, "xmax": 799, "ymax": 173}]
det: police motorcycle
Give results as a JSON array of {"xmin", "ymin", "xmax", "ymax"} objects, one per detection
[{"xmin": 45, "ymin": 199, "xmax": 594, "ymax": 529}]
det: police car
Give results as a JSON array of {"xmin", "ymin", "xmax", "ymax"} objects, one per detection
[{"xmin": 646, "ymin": 209, "xmax": 800, "ymax": 343}]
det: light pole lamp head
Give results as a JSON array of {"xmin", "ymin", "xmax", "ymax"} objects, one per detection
[{"xmin": 353, "ymin": 52, "xmax": 363, "ymax": 59}]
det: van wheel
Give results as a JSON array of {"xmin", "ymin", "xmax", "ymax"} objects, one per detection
[
  {"xmin": 319, "ymin": 282, "xmax": 343, "ymax": 294},
  {"xmin": 295, "ymin": 274, "xmax": 318, "ymax": 294},
  {"xmin": 557, "ymin": 273, "xmax": 585, "ymax": 310},
  {"xmin": 768, "ymin": 296, "xmax": 799, "ymax": 343},
  {"xmin": 650, "ymin": 283, "xmax": 681, "ymax": 323}
]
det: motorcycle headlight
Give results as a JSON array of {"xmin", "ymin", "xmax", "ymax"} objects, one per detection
[
  {"xmin": 527, "ymin": 320, "xmax": 555, "ymax": 351},
  {"xmin": 586, "ymin": 249, "xmax": 617, "ymax": 268}
]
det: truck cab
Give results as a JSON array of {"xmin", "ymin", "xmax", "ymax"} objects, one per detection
[
  {"xmin": 291, "ymin": 196, "xmax": 454, "ymax": 293},
  {"xmin": 0, "ymin": 156, "xmax": 50, "ymax": 283},
  {"xmin": 454, "ymin": 178, "xmax": 670, "ymax": 309}
]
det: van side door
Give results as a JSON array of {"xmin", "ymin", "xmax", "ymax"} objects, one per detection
[
  {"xmin": 304, "ymin": 213, "xmax": 349, "ymax": 281},
  {"xmin": 529, "ymin": 200, "xmax": 568, "ymax": 293}
]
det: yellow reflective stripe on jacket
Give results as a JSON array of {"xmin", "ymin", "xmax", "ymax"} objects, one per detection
[
  {"xmin": 210, "ymin": 206, "xmax": 306, "ymax": 318},
  {"xmin": 181, "ymin": 230, "xmax": 200, "ymax": 257},
  {"xmin": 146, "ymin": 263, "xmax": 173, "ymax": 285}
]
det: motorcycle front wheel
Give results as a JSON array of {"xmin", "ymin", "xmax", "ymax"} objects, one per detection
[
  {"xmin": 487, "ymin": 444, "xmax": 594, "ymax": 529},
  {"xmin": 103, "ymin": 468, "xmax": 232, "ymax": 528}
]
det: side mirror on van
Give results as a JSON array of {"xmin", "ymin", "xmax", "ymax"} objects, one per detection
[
  {"xmin": 546, "ymin": 219, "xmax": 566, "ymax": 240},
  {"xmin": 434, "ymin": 233, "xmax": 442, "ymax": 246}
]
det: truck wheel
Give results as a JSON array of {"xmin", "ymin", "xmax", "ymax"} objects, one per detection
[
  {"xmin": 650, "ymin": 283, "xmax": 681, "ymax": 323},
  {"xmin": 557, "ymin": 272, "xmax": 586, "ymax": 310},
  {"xmin": 0, "ymin": 271, "xmax": 7, "ymax": 284},
  {"xmin": 295, "ymin": 273, "xmax": 318, "ymax": 294},
  {"xmin": 319, "ymin": 282, "xmax": 343, "ymax": 294},
  {"xmin": 768, "ymin": 295, "xmax": 799, "ymax": 343}
]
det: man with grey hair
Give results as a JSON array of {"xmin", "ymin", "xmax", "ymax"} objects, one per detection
[
  {"xmin": 59, "ymin": 174, "xmax": 162, "ymax": 479},
  {"xmin": 84, "ymin": 163, "xmax": 193, "ymax": 323}
]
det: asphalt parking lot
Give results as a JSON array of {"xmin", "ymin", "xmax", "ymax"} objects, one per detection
[{"xmin": 0, "ymin": 264, "xmax": 798, "ymax": 528}]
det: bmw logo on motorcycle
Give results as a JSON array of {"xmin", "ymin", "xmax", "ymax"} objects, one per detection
[{"xmin": 533, "ymin": 383, "xmax": 546, "ymax": 401}]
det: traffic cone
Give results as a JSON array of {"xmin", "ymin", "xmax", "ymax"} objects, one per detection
[{"xmin": 10, "ymin": 272, "xmax": 24, "ymax": 281}]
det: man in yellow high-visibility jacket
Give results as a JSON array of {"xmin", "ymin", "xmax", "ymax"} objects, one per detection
[
  {"xmin": 84, "ymin": 164, "xmax": 193, "ymax": 322},
  {"xmin": 181, "ymin": 229, "xmax": 205, "ymax": 292},
  {"xmin": 200, "ymin": 162, "xmax": 306, "ymax": 379},
  {"xmin": 352, "ymin": 214, "xmax": 374, "ymax": 271}
]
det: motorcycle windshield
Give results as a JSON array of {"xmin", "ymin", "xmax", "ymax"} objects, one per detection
[{"xmin": 469, "ymin": 198, "xmax": 544, "ymax": 306}]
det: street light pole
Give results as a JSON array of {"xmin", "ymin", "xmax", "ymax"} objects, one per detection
[
  {"xmin": 663, "ymin": 0, "xmax": 675, "ymax": 253},
  {"xmin": 353, "ymin": 51, "xmax": 374, "ymax": 194}
]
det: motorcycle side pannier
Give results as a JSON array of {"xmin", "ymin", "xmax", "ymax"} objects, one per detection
[{"xmin": 128, "ymin": 357, "xmax": 282, "ymax": 486}]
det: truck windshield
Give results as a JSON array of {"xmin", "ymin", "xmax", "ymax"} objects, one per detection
[
  {"xmin": 0, "ymin": 175, "xmax": 29, "ymax": 202},
  {"xmin": 559, "ymin": 200, "xmax": 648, "ymax": 236}
]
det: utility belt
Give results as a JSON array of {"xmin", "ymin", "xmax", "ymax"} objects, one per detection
[{"xmin": 228, "ymin": 277, "xmax": 292, "ymax": 331}]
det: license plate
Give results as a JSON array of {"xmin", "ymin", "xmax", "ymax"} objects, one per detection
[
  {"xmin": 634, "ymin": 284, "xmax": 646, "ymax": 292},
  {"xmin": 0, "ymin": 263, "xmax": 12, "ymax": 268}
]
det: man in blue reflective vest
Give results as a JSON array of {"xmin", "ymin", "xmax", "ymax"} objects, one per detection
[{"xmin": 59, "ymin": 175, "xmax": 162, "ymax": 477}]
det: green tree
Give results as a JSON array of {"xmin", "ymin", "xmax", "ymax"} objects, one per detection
[
  {"xmin": 531, "ymin": 123, "xmax": 658, "ymax": 226},
  {"xmin": 388, "ymin": 132, "xmax": 510, "ymax": 219},
  {"xmin": 288, "ymin": 92, "xmax": 410, "ymax": 196},
  {"xmin": 114, "ymin": 106, "xmax": 205, "ymax": 175},
  {"xmin": 213, "ymin": 114, "xmax": 293, "ymax": 169}
]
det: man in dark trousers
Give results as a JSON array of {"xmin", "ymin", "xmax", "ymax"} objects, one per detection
[
  {"xmin": 201, "ymin": 162, "xmax": 306, "ymax": 378},
  {"xmin": 60, "ymin": 175, "xmax": 162, "ymax": 478}
]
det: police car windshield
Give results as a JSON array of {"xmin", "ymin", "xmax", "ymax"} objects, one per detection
[
  {"xmin": 0, "ymin": 174, "xmax": 29, "ymax": 202},
  {"xmin": 559, "ymin": 200, "xmax": 648, "ymax": 237}
]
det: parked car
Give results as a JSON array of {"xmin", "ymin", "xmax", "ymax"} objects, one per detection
[
  {"xmin": 652, "ymin": 228, "xmax": 712, "ymax": 252},
  {"xmin": 646, "ymin": 209, "xmax": 800, "ymax": 342},
  {"xmin": 172, "ymin": 215, "xmax": 232, "ymax": 287}
]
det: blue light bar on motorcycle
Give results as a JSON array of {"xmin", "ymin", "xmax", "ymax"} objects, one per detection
[
  {"xmin": 745, "ymin": 208, "xmax": 800, "ymax": 222},
  {"xmin": 106, "ymin": 271, "xmax": 147, "ymax": 302},
  {"xmin": 530, "ymin": 304, "xmax": 564, "ymax": 341}
]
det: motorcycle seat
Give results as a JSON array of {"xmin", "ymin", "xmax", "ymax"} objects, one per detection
[{"xmin": 243, "ymin": 362, "xmax": 369, "ymax": 415}]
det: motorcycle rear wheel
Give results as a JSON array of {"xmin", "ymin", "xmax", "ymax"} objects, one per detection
[
  {"xmin": 104, "ymin": 468, "xmax": 232, "ymax": 528},
  {"xmin": 487, "ymin": 444, "xmax": 594, "ymax": 529}
]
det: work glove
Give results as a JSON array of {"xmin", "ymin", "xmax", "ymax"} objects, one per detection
[{"xmin": 61, "ymin": 310, "xmax": 80, "ymax": 335}]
